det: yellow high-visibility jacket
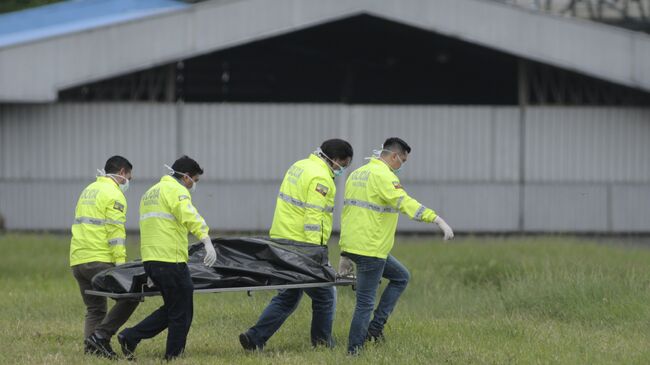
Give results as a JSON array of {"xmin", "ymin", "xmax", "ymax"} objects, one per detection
[
  {"xmin": 70, "ymin": 177, "xmax": 127, "ymax": 266},
  {"xmin": 340, "ymin": 158, "xmax": 437, "ymax": 259},
  {"xmin": 139, "ymin": 175, "xmax": 210, "ymax": 263},
  {"xmin": 269, "ymin": 154, "xmax": 336, "ymax": 245}
]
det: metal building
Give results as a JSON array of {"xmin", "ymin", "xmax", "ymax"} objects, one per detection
[{"xmin": 0, "ymin": 0, "xmax": 649, "ymax": 233}]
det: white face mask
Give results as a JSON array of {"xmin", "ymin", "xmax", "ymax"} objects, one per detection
[
  {"xmin": 315, "ymin": 147, "xmax": 347, "ymax": 177},
  {"xmin": 393, "ymin": 153, "xmax": 406, "ymax": 175},
  {"xmin": 97, "ymin": 169, "xmax": 130, "ymax": 193},
  {"xmin": 164, "ymin": 164, "xmax": 197, "ymax": 193}
]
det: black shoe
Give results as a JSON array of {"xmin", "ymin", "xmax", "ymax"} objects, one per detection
[
  {"xmin": 84, "ymin": 343, "xmax": 98, "ymax": 355},
  {"xmin": 365, "ymin": 329, "xmax": 385, "ymax": 343},
  {"xmin": 84, "ymin": 333, "xmax": 117, "ymax": 360},
  {"xmin": 312, "ymin": 337, "xmax": 335, "ymax": 349},
  {"xmin": 164, "ymin": 354, "xmax": 179, "ymax": 361},
  {"xmin": 347, "ymin": 345, "xmax": 362, "ymax": 356},
  {"xmin": 239, "ymin": 333, "xmax": 262, "ymax": 351},
  {"xmin": 117, "ymin": 333, "xmax": 137, "ymax": 361}
]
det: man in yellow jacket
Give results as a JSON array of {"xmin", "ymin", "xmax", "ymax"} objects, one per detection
[
  {"xmin": 338, "ymin": 137, "xmax": 454, "ymax": 355},
  {"xmin": 117, "ymin": 155, "xmax": 216, "ymax": 361},
  {"xmin": 70, "ymin": 155, "xmax": 139, "ymax": 359},
  {"xmin": 239, "ymin": 139, "xmax": 353, "ymax": 350}
]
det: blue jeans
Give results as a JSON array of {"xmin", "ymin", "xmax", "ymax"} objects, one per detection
[
  {"xmin": 345, "ymin": 253, "xmax": 410, "ymax": 354},
  {"xmin": 244, "ymin": 286, "xmax": 336, "ymax": 348}
]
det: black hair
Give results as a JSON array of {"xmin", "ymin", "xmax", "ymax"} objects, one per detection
[
  {"xmin": 383, "ymin": 137, "xmax": 411, "ymax": 154},
  {"xmin": 171, "ymin": 155, "xmax": 204, "ymax": 179},
  {"xmin": 320, "ymin": 139, "xmax": 353, "ymax": 160},
  {"xmin": 104, "ymin": 155, "xmax": 133, "ymax": 174}
]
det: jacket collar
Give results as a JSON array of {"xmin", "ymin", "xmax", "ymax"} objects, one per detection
[
  {"xmin": 369, "ymin": 157, "xmax": 393, "ymax": 172},
  {"xmin": 309, "ymin": 153, "xmax": 335, "ymax": 179},
  {"xmin": 97, "ymin": 176, "xmax": 119, "ymax": 188},
  {"xmin": 161, "ymin": 174, "xmax": 188, "ymax": 190}
]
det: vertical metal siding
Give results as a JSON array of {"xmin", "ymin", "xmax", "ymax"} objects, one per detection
[
  {"xmin": 1, "ymin": 103, "xmax": 177, "ymax": 180},
  {"xmin": 611, "ymin": 185, "xmax": 650, "ymax": 232},
  {"xmin": 493, "ymin": 108, "xmax": 520, "ymax": 182},
  {"xmin": 526, "ymin": 107, "xmax": 650, "ymax": 182},
  {"xmin": 357, "ymin": 106, "xmax": 496, "ymax": 182},
  {"xmin": 181, "ymin": 104, "xmax": 344, "ymax": 181},
  {"xmin": 0, "ymin": 103, "xmax": 649, "ymax": 232},
  {"xmin": 0, "ymin": 104, "xmax": 4, "ymax": 179},
  {"xmin": 397, "ymin": 183, "xmax": 520, "ymax": 232},
  {"xmin": 191, "ymin": 182, "xmax": 278, "ymax": 231},
  {"xmin": 524, "ymin": 185, "xmax": 608, "ymax": 232},
  {"xmin": 0, "ymin": 181, "xmax": 79, "ymax": 229}
]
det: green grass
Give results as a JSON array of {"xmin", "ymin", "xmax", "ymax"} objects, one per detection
[{"xmin": 2, "ymin": 233, "xmax": 650, "ymax": 364}]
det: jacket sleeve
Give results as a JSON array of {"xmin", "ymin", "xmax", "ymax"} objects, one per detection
[
  {"xmin": 170, "ymin": 192, "xmax": 210, "ymax": 240},
  {"xmin": 105, "ymin": 194, "xmax": 128, "ymax": 264},
  {"xmin": 373, "ymin": 174, "xmax": 437, "ymax": 223},
  {"xmin": 303, "ymin": 176, "xmax": 334, "ymax": 244}
]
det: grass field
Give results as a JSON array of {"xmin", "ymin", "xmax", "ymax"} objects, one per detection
[{"xmin": 2, "ymin": 233, "xmax": 650, "ymax": 364}]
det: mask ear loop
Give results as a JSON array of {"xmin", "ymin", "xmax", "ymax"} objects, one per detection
[
  {"xmin": 165, "ymin": 164, "xmax": 196, "ymax": 189},
  {"xmin": 163, "ymin": 164, "xmax": 175, "ymax": 175},
  {"xmin": 98, "ymin": 168, "xmax": 127, "ymax": 185},
  {"xmin": 366, "ymin": 146, "xmax": 388, "ymax": 160},
  {"xmin": 315, "ymin": 147, "xmax": 345, "ymax": 172}
]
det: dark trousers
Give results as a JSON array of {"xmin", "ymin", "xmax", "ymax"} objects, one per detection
[
  {"xmin": 121, "ymin": 261, "xmax": 194, "ymax": 358},
  {"xmin": 72, "ymin": 262, "xmax": 139, "ymax": 340}
]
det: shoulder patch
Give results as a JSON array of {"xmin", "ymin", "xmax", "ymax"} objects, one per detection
[
  {"xmin": 392, "ymin": 181, "xmax": 403, "ymax": 190},
  {"xmin": 178, "ymin": 195, "xmax": 190, "ymax": 201},
  {"xmin": 113, "ymin": 201, "xmax": 125, "ymax": 212},
  {"xmin": 315, "ymin": 183, "xmax": 329, "ymax": 197}
]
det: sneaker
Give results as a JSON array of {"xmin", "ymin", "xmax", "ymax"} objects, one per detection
[
  {"xmin": 84, "ymin": 333, "xmax": 117, "ymax": 360},
  {"xmin": 239, "ymin": 333, "xmax": 262, "ymax": 351},
  {"xmin": 117, "ymin": 333, "xmax": 137, "ymax": 361}
]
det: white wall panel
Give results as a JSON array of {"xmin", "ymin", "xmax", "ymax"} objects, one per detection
[
  {"xmin": 611, "ymin": 185, "xmax": 650, "ymax": 232},
  {"xmin": 357, "ymin": 106, "xmax": 518, "ymax": 182},
  {"xmin": 190, "ymin": 182, "xmax": 279, "ymax": 232},
  {"xmin": 1, "ymin": 103, "xmax": 177, "ymax": 180},
  {"xmin": 524, "ymin": 185, "xmax": 608, "ymax": 232},
  {"xmin": 1, "ymin": 103, "xmax": 649, "ymax": 232},
  {"xmin": 526, "ymin": 107, "xmax": 650, "ymax": 182},
  {"xmin": 493, "ymin": 108, "xmax": 520, "ymax": 182},
  {"xmin": 181, "ymin": 104, "xmax": 344, "ymax": 181},
  {"xmin": 397, "ymin": 183, "xmax": 520, "ymax": 232}
]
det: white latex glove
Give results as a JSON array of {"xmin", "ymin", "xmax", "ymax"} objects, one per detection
[
  {"xmin": 434, "ymin": 216, "xmax": 454, "ymax": 240},
  {"xmin": 338, "ymin": 255, "xmax": 355, "ymax": 278},
  {"xmin": 201, "ymin": 236, "xmax": 217, "ymax": 267}
]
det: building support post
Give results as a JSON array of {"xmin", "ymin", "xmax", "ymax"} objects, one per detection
[{"xmin": 518, "ymin": 59, "xmax": 528, "ymax": 232}]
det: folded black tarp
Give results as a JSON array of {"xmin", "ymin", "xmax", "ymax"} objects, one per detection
[{"xmin": 91, "ymin": 237, "xmax": 337, "ymax": 294}]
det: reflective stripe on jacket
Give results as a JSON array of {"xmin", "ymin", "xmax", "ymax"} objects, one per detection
[
  {"xmin": 139, "ymin": 175, "xmax": 209, "ymax": 263},
  {"xmin": 70, "ymin": 176, "xmax": 127, "ymax": 266},
  {"xmin": 340, "ymin": 158, "xmax": 437, "ymax": 259},
  {"xmin": 269, "ymin": 154, "xmax": 336, "ymax": 245}
]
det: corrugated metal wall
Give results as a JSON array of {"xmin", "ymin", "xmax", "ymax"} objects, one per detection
[
  {"xmin": 526, "ymin": 108, "xmax": 650, "ymax": 182},
  {"xmin": 0, "ymin": 103, "xmax": 648, "ymax": 232}
]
